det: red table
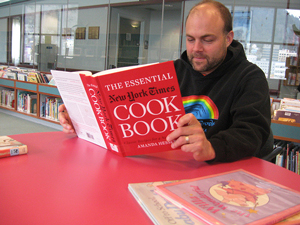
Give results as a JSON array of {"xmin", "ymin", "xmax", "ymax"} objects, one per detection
[{"xmin": 1, "ymin": 131, "xmax": 299, "ymax": 225}]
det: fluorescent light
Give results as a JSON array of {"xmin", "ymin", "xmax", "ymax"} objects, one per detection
[{"xmin": 0, "ymin": 0, "xmax": 10, "ymax": 3}]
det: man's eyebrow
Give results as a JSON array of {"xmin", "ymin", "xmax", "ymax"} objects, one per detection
[
  {"xmin": 186, "ymin": 34, "xmax": 215, "ymax": 39},
  {"xmin": 201, "ymin": 34, "xmax": 216, "ymax": 38}
]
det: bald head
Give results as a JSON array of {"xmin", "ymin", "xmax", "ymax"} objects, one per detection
[{"xmin": 186, "ymin": 0, "xmax": 232, "ymax": 34}]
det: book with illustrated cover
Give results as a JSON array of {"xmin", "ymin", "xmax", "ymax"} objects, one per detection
[
  {"xmin": 51, "ymin": 61, "xmax": 185, "ymax": 156},
  {"xmin": 0, "ymin": 136, "xmax": 28, "ymax": 158},
  {"xmin": 27, "ymin": 72, "xmax": 39, "ymax": 83},
  {"xmin": 128, "ymin": 180, "xmax": 205, "ymax": 225},
  {"xmin": 155, "ymin": 169, "xmax": 300, "ymax": 225}
]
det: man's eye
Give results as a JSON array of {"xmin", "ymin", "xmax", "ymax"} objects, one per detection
[{"xmin": 204, "ymin": 39, "xmax": 214, "ymax": 43}]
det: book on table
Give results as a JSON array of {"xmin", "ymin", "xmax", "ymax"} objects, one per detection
[
  {"xmin": 51, "ymin": 61, "xmax": 185, "ymax": 156},
  {"xmin": 128, "ymin": 179, "xmax": 300, "ymax": 225},
  {"xmin": 128, "ymin": 180, "xmax": 206, "ymax": 225},
  {"xmin": 0, "ymin": 136, "xmax": 28, "ymax": 158},
  {"xmin": 153, "ymin": 169, "xmax": 300, "ymax": 225}
]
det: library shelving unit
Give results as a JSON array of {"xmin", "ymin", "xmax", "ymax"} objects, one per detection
[
  {"xmin": 284, "ymin": 27, "xmax": 300, "ymax": 87},
  {"xmin": 1, "ymin": 77, "xmax": 300, "ymax": 142},
  {"xmin": 271, "ymin": 119, "xmax": 300, "ymax": 143},
  {"xmin": 271, "ymin": 120, "xmax": 300, "ymax": 175},
  {"xmin": 284, "ymin": 56, "xmax": 300, "ymax": 86},
  {"xmin": 0, "ymin": 77, "xmax": 61, "ymax": 124}
]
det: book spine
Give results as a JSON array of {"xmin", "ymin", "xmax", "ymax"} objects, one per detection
[
  {"xmin": 0, "ymin": 145, "xmax": 28, "ymax": 158},
  {"xmin": 80, "ymin": 75, "xmax": 123, "ymax": 156}
]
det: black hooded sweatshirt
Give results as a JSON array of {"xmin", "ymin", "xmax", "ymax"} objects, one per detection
[{"xmin": 174, "ymin": 40, "xmax": 272, "ymax": 162}]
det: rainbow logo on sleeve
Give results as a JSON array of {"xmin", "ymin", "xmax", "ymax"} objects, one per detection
[{"xmin": 182, "ymin": 95, "xmax": 219, "ymax": 120}]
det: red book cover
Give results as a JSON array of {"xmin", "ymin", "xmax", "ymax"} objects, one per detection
[
  {"xmin": 52, "ymin": 61, "xmax": 185, "ymax": 156},
  {"xmin": 155, "ymin": 169, "xmax": 300, "ymax": 225},
  {"xmin": 81, "ymin": 61, "xmax": 184, "ymax": 156}
]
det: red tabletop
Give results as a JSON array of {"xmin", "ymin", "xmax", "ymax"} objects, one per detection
[{"xmin": 0, "ymin": 131, "xmax": 299, "ymax": 225}]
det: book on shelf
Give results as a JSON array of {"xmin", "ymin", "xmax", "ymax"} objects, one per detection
[
  {"xmin": 128, "ymin": 180, "xmax": 205, "ymax": 225},
  {"xmin": 45, "ymin": 96, "xmax": 63, "ymax": 121},
  {"xmin": 0, "ymin": 89, "xmax": 15, "ymax": 108},
  {"xmin": 5, "ymin": 71, "xmax": 18, "ymax": 79},
  {"xmin": 273, "ymin": 109, "xmax": 300, "ymax": 123},
  {"xmin": 27, "ymin": 72, "xmax": 40, "ymax": 83},
  {"xmin": 1, "ymin": 67, "xmax": 50, "ymax": 84},
  {"xmin": 17, "ymin": 91, "xmax": 38, "ymax": 114},
  {"xmin": 39, "ymin": 96, "xmax": 62, "ymax": 121},
  {"xmin": 155, "ymin": 169, "xmax": 300, "ymax": 225},
  {"xmin": 288, "ymin": 56, "xmax": 299, "ymax": 67},
  {"xmin": 42, "ymin": 73, "xmax": 50, "ymax": 83},
  {"xmin": 0, "ymin": 65, "xmax": 8, "ymax": 70},
  {"xmin": 17, "ymin": 72, "xmax": 28, "ymax": 81},
  {"xmin": 275, "ymin": 143, "xmax": 300, "ymax": 175},
  {"xmin": 0, "ymin": 136, "xmax": 28, "ymax": 158},
  {"xmin": 280, "ymin": 98, "xmax": 300, "ymax": 110},
  {"xmin": 51, "ymin": 61, "xmax": 185, "ymax": 157}
]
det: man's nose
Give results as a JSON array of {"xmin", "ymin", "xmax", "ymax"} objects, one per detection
[{"xmin": 194, "ymin": 40, "xmax": 204, "ymax": 52}]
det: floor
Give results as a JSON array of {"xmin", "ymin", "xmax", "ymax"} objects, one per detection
[{"xmin": 0, "ymin": 108, "xmax": 61, "ymax": 136}]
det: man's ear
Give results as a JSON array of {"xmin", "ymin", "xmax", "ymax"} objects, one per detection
[{"xmin": 226, "ymin": 30, "xmax": 234, "ymax": 47}]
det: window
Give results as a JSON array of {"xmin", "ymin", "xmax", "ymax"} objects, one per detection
[{"xmin": 1, "ymin": 0, "xmax": 300, "ymax": 97}]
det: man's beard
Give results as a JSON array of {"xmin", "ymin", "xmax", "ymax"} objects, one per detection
[{"xmin": 189, "ymin": 53, "xmax": 225, "ymax": 74}]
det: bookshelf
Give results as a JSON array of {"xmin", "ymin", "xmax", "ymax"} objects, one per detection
[
  {"xmin": 284, "ymin": 56, "xmax": 300, "ymax": 86},
  {"xmin": 271, "ymin": 119, "xmax": 300, "ymax": 143},
  {"xmin": 0, "ymin": 77, "xmax": 61, "ymax": 124}
]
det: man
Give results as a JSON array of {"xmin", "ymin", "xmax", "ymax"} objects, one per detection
[{"xmin": 59, "ymin": 0, "xmax": 272, "ymax": 162}]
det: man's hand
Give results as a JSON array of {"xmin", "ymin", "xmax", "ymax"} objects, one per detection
[
  {"xmin": 58, "ymin": 104, "xmax": 76, "ymax": 134},
  {"xmin": 166, "ymin": 113, "xmax": 215, "ymax": 161}
]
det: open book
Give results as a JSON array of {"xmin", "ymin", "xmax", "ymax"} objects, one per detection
[{"xmin": 51, "ymin": 61, "xmax": 185, "ymax": 156}]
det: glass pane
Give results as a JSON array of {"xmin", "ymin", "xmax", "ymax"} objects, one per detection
[
  {"xmin": 1, "ymin": 0, "xmax": 298, "ymax": 85},
  {"xmin": 0, "ymin": 18, "xmax": 8, "ymax": 63},
  {"xmin": 246, "ymin": 43, "xmax": 271, "ymax": 77},
  {"xmin": 181, "ymin": 0, "xmax": 198, "ymax": 52},
  {"xmin": 250, "ymin": 7, "xmax": 275, "ymax": 42},
  {"xmin": 160, "ymin": 2, "xmax": 183, "ymax": 62},
  {"xmin": 270, "ymin": 44, "xmax": 297, "ymax": 79},
  {"xmin": 108, "ymin": 1, "xmax": 183, "ymax": 69},
  {"xmin": 232, "ymin": 6, "xmax": 250, "ymax": 49},
  {"xmin": 12, "ymin": 16, "xmax": 21, "ymax": 66},
  {"xmin": 117, "ymin": 17, "xmax": 141, "ymax": 67},
  {"xmin": 37, "ymin": 4, "xmax": 61, "ymax": 72},
  {"xmin": 109, "ymin": 3, "xmax": 159, "ymax": 68},
  {"xmin": 24, "ymin": 3, "xmax": 41, "ymax": 66},
  {"xmin": 275, "ymin": 9, "xmax": 300, "ymax": 45},
  {"xmin": 58, "ymin": 1, "xmax": 109, "ymax": 72},
  {"xmin": 60, "ymin": 6, "xmax": 77, "ymax": 57}
]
